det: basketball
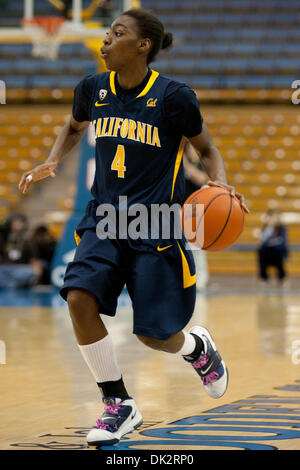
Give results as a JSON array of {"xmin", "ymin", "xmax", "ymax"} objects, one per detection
[{"xmin": 182, "ymin": 186, "xmax": 245, "ymax": 251}]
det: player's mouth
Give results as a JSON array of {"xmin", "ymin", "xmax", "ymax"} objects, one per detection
[{"xmin": 100, "ymin": 48, "xmax": 109, "ymax": 58}]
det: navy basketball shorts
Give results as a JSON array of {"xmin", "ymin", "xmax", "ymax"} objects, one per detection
[{"xmin": 60, "ymin": 214, "xmax": 196, "ymax": 341}]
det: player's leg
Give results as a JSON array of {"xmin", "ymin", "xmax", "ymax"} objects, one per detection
[
  {"xmin": 271, "ymin": 249, "xmax": 286, "ymax": 286},
  {"xmin": 258, "ymin": 247, "xmax": 269, "ymax": 281},
  {"xmin": 60, "ymin": 231, "xmax": 143, "ymax": 447},
  {"xmin": 128, "ymin": 241, "xmax": 228, "ymax": 399}
]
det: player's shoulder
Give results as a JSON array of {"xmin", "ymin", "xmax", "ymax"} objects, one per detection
[{"xmin": 156, "ymin": 72, "xmax": 197, "ymax": 101}]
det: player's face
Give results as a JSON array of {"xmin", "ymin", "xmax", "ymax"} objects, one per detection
[{"xmin": 101, "ymin": 15, "xmax": 148, "ymax": 70}]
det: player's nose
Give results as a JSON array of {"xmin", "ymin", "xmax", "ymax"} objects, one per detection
[{"xmin": 103, "ymin": 33, "xmax": 112, "ymax": 46}]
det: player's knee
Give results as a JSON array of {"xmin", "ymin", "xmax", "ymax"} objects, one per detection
[
  {"xmin": 136, "ymin": 334, "xmax": 167, "ymax": 351},
  {"xmin": 67, "ymin": 289, "xmax": 84, "ymax": 317},
  {"xmin": 66, "ymin": 288, "xmax": 97, "ymax": 320}
]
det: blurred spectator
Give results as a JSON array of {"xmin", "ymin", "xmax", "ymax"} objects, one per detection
[
  {"xmin": 0, "ymin": 214, "xmax": 37, "ymax": 288},
  {"xmin": 0, "ymin": 216, "xmax": 56, "ymax": 288},
  {"xmin": 30, "ymin": 225, "xmax": 57, "ymax": 285},
  {"xmin": 183, "ymin": 141, "xmax": 209, "ymax": 291},
  {"xmin": 50, "ymin": 0, "xmax": 113, "ymax": 22},
  {"xmin": 0, "ymin": 214, "xmax": 33, "ymax": 264},
  {"xmin": 257, "ymin": 209, "xmax": 289, "ymax": 287},
  {"xmin": 62, "ymin": 0, "xmax": 73, "ymax": 19}
]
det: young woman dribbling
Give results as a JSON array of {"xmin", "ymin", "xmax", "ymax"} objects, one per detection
[{"xmin": 19, "ymin": 9, "xmax": 249, "ymax": 447}]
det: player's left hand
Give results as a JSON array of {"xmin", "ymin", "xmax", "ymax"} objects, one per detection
[{"xmin": 207, "ymin": 180, "xmax": 250, "ymax": 214}]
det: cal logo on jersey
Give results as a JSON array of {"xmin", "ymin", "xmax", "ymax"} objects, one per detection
[
  {"xmin": 95, "ymin": 89, "xmax": 109, "ymax": 107},
  {"xmin": 99, "ymin": 89, "xmax": 108, "ymax": 100},
  {"xmin": 146, "ymin": 98, "xmax": 157, "ymax": 107}
]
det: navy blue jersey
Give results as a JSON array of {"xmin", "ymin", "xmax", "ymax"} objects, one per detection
[{"xmin": 72, "ymin": 69, "xmax": 203, "ymax": 209}]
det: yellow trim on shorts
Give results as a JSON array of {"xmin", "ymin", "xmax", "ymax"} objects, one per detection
[{"xmin": 177, "ymin": 241, "xmax": 196, "ymax": 289}]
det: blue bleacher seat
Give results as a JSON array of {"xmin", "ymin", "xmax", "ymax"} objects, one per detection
[
  {"xmin": 274, "ymin": 58, "xmax": 300, "ymax": 72},
  {"xmin": 223, "ymin": 58, "xmax": 249, "ymax": 72},
  {"xmin": 242, "ymin": 76, "xmax": 271, "ymax": 88},
  {"xmin": 4, "ymin": 76, "xmax": 28, "ymax": 88},
  {"xmin": 57, "ymin": 76, "xmax": 81, "ymax": 88},
  {"xmin": 231, "ymin": 44, "xmax": 257, "ymax": 55},
  {"xmin": 220, "ymin": 76, "xmax": 244, "ymax": 88},
  {"xmin": 198, "ymin": 58, "xmax": 223, "ymax": 72},
  {"xmin": 206, "ymin": 44, "xmax": 232, "ymax": 55},
  {"xmin": 14, "ymin": 59, "xmax": 40, "ymax": 74},
  {"xmin": 214, "ymin": 29, "xmax": 237, "ymax": 40},
  {"xmin": 0, "ymin": 59, "xmax": 15, "ymax": 75},
  {"xmin": 239, "ymin": 29, "xmax": 266, "ymax": 40},
  {"xmin": 259, "ymin": 44, "xmax": 283, "ymax": 55},
  {"xmin": 187, "ymin": 76, "xmax": 220, "ymax": 89},
  {"xmin": 30, "ymin": 76, "xmax": 57, "ymax": 88},
  {"xmin": 0, "ymin": 43, "xmax": 31, "ymax": 57},
  {"xmin": 271, "ymin": 76, "xmax": 295, "ymax": 88},
  {"xmin": 248, "ymin": 58, "xmax": 276, "ymax": 73}
]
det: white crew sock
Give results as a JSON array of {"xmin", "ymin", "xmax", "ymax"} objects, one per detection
[
  {"xmin": 177, "ymin": 330, "xmax": 197, "ymax": 356},
  {"xmin": 78, "ymin": 334, "xmax": 122, "ymax": 383}
]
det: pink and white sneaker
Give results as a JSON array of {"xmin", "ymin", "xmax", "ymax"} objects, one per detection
[
  {"xmin": 87, "ymin": 397, "xmax": 143, "ymax": 447},
  {"xmin": 185, "ymin": 326, "xmax": 228, "ymax": 399}
]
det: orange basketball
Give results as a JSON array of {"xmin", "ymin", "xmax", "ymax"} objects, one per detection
[{"xmin": 182, "ymin": 186, "xmax": 245, "ymax": 251}]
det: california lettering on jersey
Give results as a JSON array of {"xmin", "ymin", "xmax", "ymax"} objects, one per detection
[{"xmin": 92, "ymin": 117, "xmax": 161, "ymax": 148}]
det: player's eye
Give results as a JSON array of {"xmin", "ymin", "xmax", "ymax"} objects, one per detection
[{"xmin": 115, "ymin": 31, "xmax": 123, "ymax": 37}]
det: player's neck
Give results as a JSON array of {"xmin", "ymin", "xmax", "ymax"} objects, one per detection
[{"xmin": 116, "ymin": 64, "xmax": 149, "ymax": 90}]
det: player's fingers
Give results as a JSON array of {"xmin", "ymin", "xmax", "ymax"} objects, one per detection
[
  {"xmin": 208, "ymin": 180, "xmax": 236, "ymax": 196},
  {"xmin": 22, "ymin": 179, "xmax": 33, "ymax": 194},
  {"xmin": 235, "ymin": 192, "xmax": 250, "ymax": 214},
  {"xmin": 18, "ymin": 171, "xmax": 32, "ymax": 192}
]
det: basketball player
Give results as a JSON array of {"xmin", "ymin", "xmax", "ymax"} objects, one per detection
[{"xmin": 19, "ymin": 9, "xmax": 249, "ymax": 447}]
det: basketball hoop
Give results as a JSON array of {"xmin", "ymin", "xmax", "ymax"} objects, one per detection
[{"xmin": 22, "ymin": 16, "xmax": 66, "ymax": 60}]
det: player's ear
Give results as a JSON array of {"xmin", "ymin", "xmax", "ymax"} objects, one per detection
[{"xmin": 138, "ymin": 38, "xmax": 152, "ymax": 56}]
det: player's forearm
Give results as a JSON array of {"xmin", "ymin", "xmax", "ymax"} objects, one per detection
[
  {"xmin": 46, "ymin": 121, "xmax": 86, "ymax": 166},
  {"xmin": 199, "ymin": 145, "xmax": 227, "ymax": 184}
]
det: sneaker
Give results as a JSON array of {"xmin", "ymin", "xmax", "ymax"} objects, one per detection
[
  {"xmin": 185, "ymin": 326, "xmax": 228, "ymax": 399},
  {"xmin": 86, "ymin": 397, "xmax": 143, "ymax": 447}
]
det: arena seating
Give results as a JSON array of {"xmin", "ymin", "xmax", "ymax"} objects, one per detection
[
  {"xmin": 144, "ymin": 0, "xmax": 299, "ymax": 89},
  {"xmin": 1, "ymin": 0, "xmax": 299, "ymax": 91},
  {"xmin": 0, "ymin": 42, "xmax": 97, "ymax": 91}
]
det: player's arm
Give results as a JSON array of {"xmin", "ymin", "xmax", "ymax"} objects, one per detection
[
  {"xmin": 183, "ymin": 155, "xmax": 208, "ymax": 187},
  {"xmin": 18, "ymin": 117, "xmax": 89, "ymax": 194},
  {"xmin": 189, "ymin": 124, "xmax": 250, "ymax": 214},
  {"xmin": 189, "ymin": 123, "xmax": 227, "ymax": 184}
]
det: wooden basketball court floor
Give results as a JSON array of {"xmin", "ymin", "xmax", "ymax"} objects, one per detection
[{"xmin": 0, "ymin": 279, "xmax": 300, "ymax": 451}]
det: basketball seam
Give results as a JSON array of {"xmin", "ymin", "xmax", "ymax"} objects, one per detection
[
  {"xmin": 202, "ymin": 193, "xmax": 233, "ymax": 250},
  {"xmin": 193, "ymin": 192, "xmax": 229, "ymax": 248}
]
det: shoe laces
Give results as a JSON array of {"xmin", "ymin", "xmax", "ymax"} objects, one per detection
[
  {"xmin": 193, "ymin": 353, "xmax": 208, "ymax": 369},
  {"xmin": 96, "ymin": 401, "xmax": 123, "ymax": 430},
  {"xmin": 193, "ymin": 354, "xmax": 220, "ymax": 385},
  {"xmin": 202, "ymin": 371, "xmax": 219, "ymax": 385}
]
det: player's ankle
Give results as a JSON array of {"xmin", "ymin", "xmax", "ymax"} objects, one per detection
[{"xmin": 97, "ymin": 376, "xmax": 130, "ymax": 401}]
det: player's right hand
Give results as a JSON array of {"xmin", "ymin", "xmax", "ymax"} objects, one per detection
[{"xmin": 18, "ymin": 162, "xmax": 57, "ymax": 194}]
